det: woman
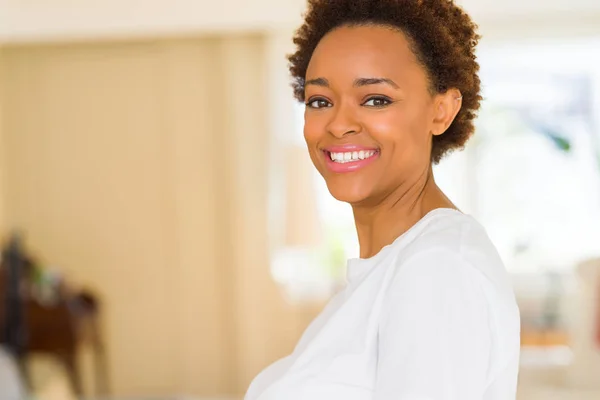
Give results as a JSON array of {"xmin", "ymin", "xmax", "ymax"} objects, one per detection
[{"xmin": 246, "ymin": 0, "xmax": 521, "ymax": 399}]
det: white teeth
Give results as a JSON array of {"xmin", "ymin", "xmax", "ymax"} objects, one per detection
[{"xmin": 329, "ymin": 150, "xmax": 378, "ymax": 163}]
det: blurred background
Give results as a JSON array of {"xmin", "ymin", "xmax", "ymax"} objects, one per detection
[{"xmin": 0, "ymin": 0, "xmax": 599, "ymax": 399}]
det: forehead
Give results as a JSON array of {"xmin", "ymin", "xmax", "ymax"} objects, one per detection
[{"xmin": 306, "ymin": 25, "xmax": 422, "ymax": 83}]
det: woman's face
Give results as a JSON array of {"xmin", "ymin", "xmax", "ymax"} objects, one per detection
[{"xmin": 304, "ymin": 25, "xmax": 446, "ymax": 206}]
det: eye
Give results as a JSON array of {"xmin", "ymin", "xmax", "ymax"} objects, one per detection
[
  {"xmin": 363, "ymin": 96, "xmax": 392, "ymax": 108},
  {"xmin": 306, "ymin": 98, "xmax": 332, "ymax": 109}
]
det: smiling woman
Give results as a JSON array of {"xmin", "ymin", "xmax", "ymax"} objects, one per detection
[
  {"xmin": 246, "ymin": 1, "xmax": 521, "ymax": 399},
  {"xmin": 300, "ymin": 24, "xmax": 467, "ymax": 211}
]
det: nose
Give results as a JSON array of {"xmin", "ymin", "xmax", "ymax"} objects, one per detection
[{"xmin": 326, "ymin": 102, "xmax": 361, "ymax": 139}]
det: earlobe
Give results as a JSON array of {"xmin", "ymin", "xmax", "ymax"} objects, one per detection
[{"xmin": 431, "ymin": 89, "xmax": 462, "ymax": 136}]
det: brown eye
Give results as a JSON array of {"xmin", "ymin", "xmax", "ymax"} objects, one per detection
[
  {"xmin": 363, "ymin": 97, "xmax": 392, "ymax": 107},
  {"xmin": 306, "ymin": 98, "xmax": 332, "ymax": 109}
]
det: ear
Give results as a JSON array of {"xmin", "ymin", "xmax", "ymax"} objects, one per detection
[{"xmin": 431, "ymin": 88, "xmax": 462, "ymax": 136}]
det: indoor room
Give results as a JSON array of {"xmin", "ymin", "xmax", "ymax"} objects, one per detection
[{"xmin": 0, "ymin": 1, "xmax": 600, "ymax": 399}]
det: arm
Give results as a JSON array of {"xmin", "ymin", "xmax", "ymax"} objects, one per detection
[{"xmin": 375, "ymin": 248, "xmax": 492, "ymax": 400}]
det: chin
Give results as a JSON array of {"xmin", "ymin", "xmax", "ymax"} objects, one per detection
[{"xmin": 325, "ymin": 180, "xmax": 373, "ymax": 205}]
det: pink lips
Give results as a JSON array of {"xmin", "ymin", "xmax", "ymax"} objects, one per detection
[{"xmin": 323, "ymin": 145, "xmax": 380, "ymax": 173}]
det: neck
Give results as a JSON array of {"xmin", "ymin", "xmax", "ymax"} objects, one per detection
[{"xmin": 352, "ymin": 166, "xmax": 455, "ymax": 259}]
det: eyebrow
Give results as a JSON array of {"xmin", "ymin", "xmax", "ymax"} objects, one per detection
[
  {"xmin": 305, "ymin": 77, "xmax": 330, "ymax": 87},
  {"xmin": 354, "ymin": 77, "xmax": 400, "ymax": 89},
  {"xmin": 304, "ymin": 77, "xmax": 400, "ymax": 89}
]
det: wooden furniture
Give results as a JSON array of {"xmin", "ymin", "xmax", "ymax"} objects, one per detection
[{"xmin": 0, "ymin": 237, "xmax": 109, "ymax": 397}]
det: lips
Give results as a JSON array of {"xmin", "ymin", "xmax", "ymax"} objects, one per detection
[
  {"xmin": 329, "ymin": 149, "xmax": 376, "ymax": 162},
  {"xmin": 322, "ymin": 145, "xmax": 380, "ymax": 173}
]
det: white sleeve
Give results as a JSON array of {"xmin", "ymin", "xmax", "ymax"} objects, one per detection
[{"xmin": 375, "ymin": 248, "xmax": 491, "ymax": 400}]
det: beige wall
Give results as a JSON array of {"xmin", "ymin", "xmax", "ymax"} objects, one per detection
[
  {"xmin": 0, "ymin": 35, "xmax": 319, "ymax": 397},
  {"xmin": 2, "ymin": 0, "xmax": 600, "ymax": 44}
]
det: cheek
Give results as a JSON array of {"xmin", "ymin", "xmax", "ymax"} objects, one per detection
[
  {"xmin": 303, "ymin": 118, "xmax": 324, "ymax": 166},
  {"xmin": 372, "ymin": 106, "xmax": 430, "ymax": 146},
  {"xmin": 303, "ymin": 114, "xmax": 328, "ymax": 153},
  {"xmin": 363, "ymin": 109, "xmax": 416, "ymax": 152},
  {"xmin": 365, "ymin": 112, "xmax": 402, "ymax": 141},
  {"xmin": 364, "ymin": 107, "xmax": 432, "ymax": 167}
]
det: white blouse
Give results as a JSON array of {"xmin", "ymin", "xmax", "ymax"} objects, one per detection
[{"xmin": 245, "ymin": 208, "xmax": 521, "ymax": 400}]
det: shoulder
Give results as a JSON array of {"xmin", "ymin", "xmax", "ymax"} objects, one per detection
[
  {"xmin": 385, "ymin": 209, "xmax": 521, "ymax": 360},
  {"xmin": 395, "ymin": 210, "xmax": 509, "ymax": 290},
  {"xmin": 380, "ymin": 222, "xmax": 493, "ymax": 343},
  {"xmin": 385, "ymin": 210, "xmax": 495, "ymax": 309}
]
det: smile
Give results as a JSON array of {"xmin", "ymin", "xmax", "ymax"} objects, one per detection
[
  {"xmin": 323, "ymin": 148, "xmax": 380, "ymax": 173},
  {"xmin": 329, "ymin": 150, "xmax": 378, "ymax": 163}
]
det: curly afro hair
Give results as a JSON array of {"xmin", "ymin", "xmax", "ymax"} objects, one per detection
[{"xmin": 288, "ymin": 0, "xmax": 482, "ymax": 164}]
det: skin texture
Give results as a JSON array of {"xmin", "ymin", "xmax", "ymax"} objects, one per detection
[{"xmin": 303, "ymin": 25, "xmax": 463, "ymax": 258}]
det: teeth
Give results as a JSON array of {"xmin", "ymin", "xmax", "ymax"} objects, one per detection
[{"xmin": 329, "ymin": 150, "xmax": 377, "ymax": 163}]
